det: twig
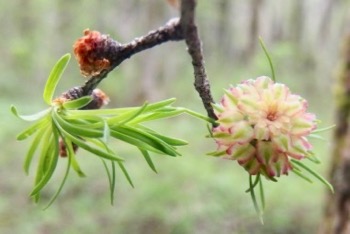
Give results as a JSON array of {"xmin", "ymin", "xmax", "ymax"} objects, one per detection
[
  {"xmin": 80, "ymin": 18, "xmax": 183, "ymax": 96},
  {"xmin": 65, "ymin": 1, "xmax": 217, "ymax": 123},
  {"xmin": 180, "ymin": 0, "xmax": 217, "ymax": 121}
]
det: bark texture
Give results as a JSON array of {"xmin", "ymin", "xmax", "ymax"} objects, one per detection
[{"xmin": 320, "ymin": 34, "xmax": 350, "ymax": 234}]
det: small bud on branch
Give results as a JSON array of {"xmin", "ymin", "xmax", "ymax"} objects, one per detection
[
  {"xmin": 73, "ymin": 29, "xmax": 114, "ymax": 77},
  {"xmin": 77, "ymin": 18, "xmax": 183, "ymax": 96},
  {"xmin": 68, "ymin": 1, "xmax": 217, "ymax": 123}
]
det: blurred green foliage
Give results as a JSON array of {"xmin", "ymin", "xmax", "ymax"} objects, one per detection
[{"xmin": 1, "ymin": 0, "xmax": 345, "ymax": 233}]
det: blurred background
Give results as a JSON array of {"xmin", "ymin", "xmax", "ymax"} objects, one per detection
[{"xmin": 1, "ymin": 0, "xmax": 350, "ymax": 233}]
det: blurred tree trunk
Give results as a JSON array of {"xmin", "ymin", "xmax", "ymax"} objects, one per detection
[
  {"xmin": 270, "ymin": 9, "xmax": 284, "ymax": 43},
  {"xmin": 318, "ymin": 0, "xmax": 337, "ymax": 43},
  {"xmin": 289, "ymin": 0, "xmax": 304, "ymax": 43},
  {"xmin": 245, "ymin": 0, "xmax": 262, "ymax": 59},
  {"xmin": 18, "ymin": 0, "xmax": 31, "ymax": 35},
  {"xmin": 132, "ymin": 1, "xmax": 166, "ymax": 103},
  {"xmin": 319, "ymin": 34, "xmax": 350, "ymax": 234},
  {"xmin": 216, "ymin": 0, "xmax": 232, "ymax": 57}
]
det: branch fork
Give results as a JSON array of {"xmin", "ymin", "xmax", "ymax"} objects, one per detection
[{"xmin": 65, "ymin": 0, "xmax": 216, "ymax": 122}]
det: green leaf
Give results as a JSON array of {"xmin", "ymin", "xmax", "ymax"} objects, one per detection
[
  {"xmin": 211, "ymin": 132, "xmax": 231, "ymax": 139},
  {"xmin": 115, "ymin": 102, "xmax": 149, "ymax": 126},
  {"xmin": 137, "ymin": 126, "xmax": 188, "ymax": 146},
  {"xmin": 291, "ymin": 159, "xmax": 334, "ymax": 193},
  {"xmin": 16, "ymin": 117, "xmax": 49, "ymax": 141},
  {"xmin": 66, "ymin": 98, "xmax": 177, "ymax": 117},
  {"xmin": 23, "ymin": 127, "xmax": 48, "ymax": 174},
  {"xmin": 137, "ymin": 98, "xmax": 176, "ymax": 112},
  {"xmin": 63, "ymin": 112, "xmax": 105, "ymax": 123},
  {"xmin": 207, "ymin": 150, "xmax": 226, "ymax": 157},
  {"xmin": 139, "ymin": 148, "xmax": 157, "ymax": 173},
  {"xmin": 43, "ymin": 149, "xmax": 71, "ymax": 210},
  {"xmin": 312, "ymin": 125, "xmax": 336, "ymax": 134},
  {"xmin": 43, "ymin": 53, "xmax": 71, "ymax": 105},
  {"xmin": 31, "ymin": 127, "xmax": 54, "ymax": 197},
  {"xmin": 90, "ymin": 138, "xmax": 133, "ymax": 187},
  {"xmin": 117, "ymin": 161, "xmax": 134, "ymax": 188},
  {"xmin": 68, "ymin": 133, "xmax": 123, "ymax": 162},
  {"xmin": 146, "ymin": 132, "xmax": 187, "ymax": 146},
  {"xmin": 53, "ymin": 110, "xmax": 104, "ymax": 138},
  {"xmin": 62, "ymin": 137, "xmax": 86, "ymax": 177},
  {"xmin": 224, "ymin": 89, "xmax": 238, "ymax": 105},
  {"xmin": 66, "ymin": 108, "xmax": 131, "ymax": 117},
  {"xmin": 291, "ymin": 167, "xmax": 313, "ymax": 183},
  {"xmin": 206, "ymin": 124, "xmax": 214, "ymax": 138},
  {"xmin": 259, "ymin": 37, "xmax": 275, "ymax": 82},
  {"xmin": 249, "ymin": 175, "xmax": 264, "ymax": 224},
  {"xmin": 113, "ymin": 125, "xmax": 179, "ymax": 156},
  {"xmin": 212, "ymin": 103, "xmax": 224, "ymax": 113},
  {"xmin": 127, "ymin": 109, "xmax": 185, "ymax": 124},
  {"xmin": 30, "ymin": 125, "xmax": 59, "ymax": 196},
  {"xmin": 109, "ymin": 129, "xmax": 165, "ymax": 155},
  {"xmin": 62, "ymin": 96, "xmax": 93, "ymax": 110},
  {"xmin": 101, "ymin": 159, "xmax": 116, "ymax": 205},
  {"xmin": 306, "ymin": 152, "xmax": 321, "ymax": 164},
  {"xmin": 102, "ymin": 119, "xmax": 110, "ymax": 143},
  {"xmin": 110, "ymin": 161, "xmax": 116, "ymax": 204},
  {"xmin": 53, "ymin": 115, "xmax": 123, "ymax": 162},
  {"xmin": 308, "ymin": 134, "xmax": 326, "ymax": 141},
  {"xmin": 246, "ymin": 173, "xmax": 260, "ymax": 192},
  {"xmin": 149, "ymin": 133, "xmax": 187, "ymax": 146},
  {"xmin": 259, "ymin": 177, "xmax": 265, "ymax": 211},
  {"xmin": 183, "ymin": 108, "xmax": 216, "ymax": 124},
  {"xmin": 11, "ymin": 105, "xmax": 51, "ymax": 122},
  {"xmin": 106, "ymin": 105, "xmax": 153, "ymax": 126},
  {"xmin": 62, "ymin": 114, "xmax": 105, "ymax": 129}
]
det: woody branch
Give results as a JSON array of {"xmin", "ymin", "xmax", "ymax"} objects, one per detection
[{"xmin": 66, "ymin": 0, "xmax": 216, "ymax": 121}]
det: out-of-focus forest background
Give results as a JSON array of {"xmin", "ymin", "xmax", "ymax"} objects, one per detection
[{"xmin": 1, "ymin": 0, "xmax": 350, "ymax": 233}]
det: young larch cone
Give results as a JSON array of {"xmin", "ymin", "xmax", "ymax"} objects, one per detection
[
  {"xmin": 73, "ymin": 29, "xmax": 120, "ymax": 77},
  {"xmin": 211, "ymin": 76, "xmax": 317, "ymax": 179}
]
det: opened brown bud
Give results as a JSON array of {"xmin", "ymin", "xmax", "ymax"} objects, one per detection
[
  {"xmin": 73, "ymin": 29, "xmax": 112, "ymax": 77},
  {"xmin": 81, "ymin": 89, "xmax": 110, "ymax": 110},
  {"xmin": 59, "ymin": 139, "xmax": 79, "ymax": 157}
]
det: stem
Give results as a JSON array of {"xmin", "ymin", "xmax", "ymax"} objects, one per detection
[
  {"xmin": 81, "ymin": 18, "xmax": 183, "ymax": 95},
  {"xmin": 259, "ymin": 37, "xmax": 276, "ymax": 82},
  {"xmin": 180, "ymin": 0, "xmax": 217, "ymax": 123},
  {"xmin": 61, "ymin": 1, "xmax": 217, "ymax": 124}
]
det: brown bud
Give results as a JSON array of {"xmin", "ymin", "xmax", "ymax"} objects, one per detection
[
  {"xmin": 57, "ymin": 88, "xmax": 109, "ymax": 157},
  {"xmin": 59, "ymin": 139, "xmax": 78, "ymax": 157},
  {"xmin": 81, "ymin": 88, "xmax": 110, "ymax": 110},
  {"xmin": 73, "ymin": 29, "xmax": 112, "ymax": 77}
]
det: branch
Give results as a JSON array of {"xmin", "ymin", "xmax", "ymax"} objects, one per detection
[
  {"xmin": 67, "ymin": 18, "xmax": 183, "ymax": 98},
  {"xmin": 64, "ymin": 1, "xmax": 217, "ymax": 123},
  {"xmin": 180, "ymin": 0, "xmax": 217, "ymax": 121},
  {"xmin": 83, "ymin": 18, "xmax": 183, "ymax": 95}
]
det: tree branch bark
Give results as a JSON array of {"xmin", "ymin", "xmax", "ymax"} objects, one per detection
[
  {"xmin": 180, "ymin": 0, "xmax": 217, "ymax": 121},
  {"xmin": 63, "ymin": 0, "xmax": 217, "ymax": 123},
  {"xmin": 319, "ymin": 34, "xmax": 350, "ymax": 234},
  {"xmin": 80, "ymin": 18, "xmax": 183, "ymax": 95}
]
